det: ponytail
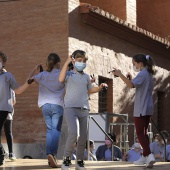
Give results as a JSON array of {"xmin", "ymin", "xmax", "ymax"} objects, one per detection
[
  {"xmin": 46, "ymin": 53, "xmax": 61, "ymax": 72},
  {"xmin": 133, "ymin": 53, "xmax": 155, "ymax": 75}
]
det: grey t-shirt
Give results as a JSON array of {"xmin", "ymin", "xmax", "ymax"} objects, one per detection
[
  {"xmin": 132, "ymin": 68, "xmax": 154, "ymax": 117},
  {"xmin": 64, "ymin": 71, "xmax": 92, "ymax": 110},
  {"xmin": 0, "ymin": 71, "xmax": 18, "ymax": 112}
]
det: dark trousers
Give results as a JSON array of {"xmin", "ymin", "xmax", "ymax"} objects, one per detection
[
  {"xmin": 134, "ymin": 115, "xmax": 151, "ymax": 157},
  {"xmin": 0, "ymin": 111, "xmax": 8, "ymax": 154},
  {"xmin": 0, "ymin": 120, "xmax": 13, "ymax": 153}
]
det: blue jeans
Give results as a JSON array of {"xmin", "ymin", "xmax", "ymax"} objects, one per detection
[{"xmin": 42, "ymin": 103, "xmax": 63, "ymax": 155}]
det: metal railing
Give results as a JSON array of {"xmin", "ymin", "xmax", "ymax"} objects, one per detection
[{"xmin": 87, "ymin": 115, "xmax": 115, "ymax": 161}]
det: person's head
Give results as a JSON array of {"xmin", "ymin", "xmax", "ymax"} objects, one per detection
[
  {"xmin": 133, "ymin": 137, "xmax": 142, "ymax": 149},
  {"xmin": 71, "ymin": 50, "xmax": 88, "ymax": 72},
  {"xmin": 86, "ymin": 140, "xmax": 95, "ymax": 151},
  {"xmin": 0, "ymin": 51, "xmax": 8, "ymax": 71},
  {"xmin": 105, "ymin": 133, "xmax": 116, "ymax": 146},
  {"xmin": 46, "ymin": 53, "xmax": 61, "ymax": 72},
  {"xmin": 157, "ymin": 130, "xmax": 169, "ymax": 145},
  {"xmin": 153, "ymin": 133, "xmax": 159, "ymax": 142},
  {"xmin": 132, "ymin": 53, "xmax": 155, "ymax": 74}
]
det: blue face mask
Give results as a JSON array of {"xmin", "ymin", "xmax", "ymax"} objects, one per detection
[{"xmin": 74, "ymin": 62, "xmax": 86, "ymax": 71}]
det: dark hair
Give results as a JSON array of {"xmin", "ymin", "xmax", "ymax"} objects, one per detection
[
  {"xmin": 161, "ymin": 130, "xmax": 169, "ymax": 139},
  {"xmin": 68, "ymin": 62, "xmax": 74, "ymax": 71},
  {"xmin": 107, "ymin": 133, "xmax": 116, "ymax": 142},
  {"xmin": 85, "ymin": 140, "xmax": 94, "ymax": 149},
  {"xmin": 133, "ymin": 53, "xmax": 155, "ymax": 74},
  {"xmin": 0, "ymin": 51, "xmax": 8, "ymax": 62},
  {"xmin": 72, "ymin": 50, "xmax": 88, "ymax": 60},
  {"xmin": 46, "ymin": 53, "xmax": 61, "ymax": 72}
]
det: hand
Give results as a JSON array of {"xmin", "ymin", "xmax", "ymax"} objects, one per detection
[
  {"xmin": 126, "ymin": 72, "xmax": 132, "ymax": 80},
  {"xmin": 66, "ymin": 55, "xmax": 74, "ymax": 64},
  {"xmin": 112, "ymin": 68, "xmax": 122, "ymax": 77},
  {"xmin": 99, "ymin": 83, "xmax": 108, "ymax": 91},
  {"xmin": 90, "ymin": 74, "xmax": 96, "ymax": 83}
]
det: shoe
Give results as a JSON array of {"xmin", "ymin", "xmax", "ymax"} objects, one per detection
[
  {"xmin": 9, "ymin": 153, "xmax": 16, "ymax": 161},
  {"xmin": 134, "ymin": 156, "xmax": 146, "ymax": 165},
  {"xmin": 75, "ymin": 160, "xmax": 86, "ymax": 170},
  {"xmin": 61, "ymin": 157, "xmax": 71, "ymax": 170},
  {"xmin": 0, "ymin": 155, "xmax": 5, "ymax": 166},
  {"xmin": 146, "ymin": 153, "xmax": 155, "ymax": 168},
  {"xmin": 47, "ymin": 154, "xmax": 57, "ymax": 168}
]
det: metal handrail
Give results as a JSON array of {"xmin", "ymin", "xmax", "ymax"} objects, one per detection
[
  {"xmin": 87, "ymin": 116, "xmax": 115, "ymax": 161},
  {"xmin": 151, "ymin": 118, "xmax": 167, "ymax": 162}
]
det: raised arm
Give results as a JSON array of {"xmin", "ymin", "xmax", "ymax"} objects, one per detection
[
  {"xmin": 111, "ymin": 69, "xmax": 134, "ymax": 88},
  {"xmin": 88, "ymin": 83, "xmax": 108, "ymax": 94},
  {"xmin": 14, "ymin": 65, "xmax": 41, "ymax": 94},
  {"xmin": 59, "ymin": 56, "xmax": 72, "ymax": 83}
]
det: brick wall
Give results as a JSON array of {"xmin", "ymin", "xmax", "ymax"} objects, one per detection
[
  {"xmin": 137, "ymin": 0, "xmax": 170, "ymax": 38},
  {"xmin": 80, "ymin": 0, "xmax": 126, "ymax": 20},
  {"xmin": 0, "ymin": 0, "xmax": 68, "ymax": 144}
]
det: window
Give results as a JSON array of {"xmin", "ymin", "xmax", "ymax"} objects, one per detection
[{"xmin": 98, "ymin": 76, "xmax": 113, "ymax": 113}]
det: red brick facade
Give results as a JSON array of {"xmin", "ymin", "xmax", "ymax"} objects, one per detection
[{"xmin": 0, "ymin": 0, "xmax": 68, "ymax": 143}]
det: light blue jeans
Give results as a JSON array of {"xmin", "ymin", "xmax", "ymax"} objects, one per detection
[{"xmin": 42, "ymin": 103, "xmax": 63, "ymax": 155}]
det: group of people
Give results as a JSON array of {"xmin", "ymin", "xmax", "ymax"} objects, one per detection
[{"xmin": 0, "ymin": 49, "xmax": 161, "ymax": 169}]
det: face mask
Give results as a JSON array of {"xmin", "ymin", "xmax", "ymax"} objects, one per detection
[
  {"xmin": 0, "ymin": 62, "xmax": 2, "ymax": 70},
  {"xmin": 134, "ymin": 143, "xmax": 141, "ymax": 148},
  {"xmin": 133, "ymin": 65, "xmax": 140, "ymax": 72},
  {"xmin": 74, "ymin": 62, "xmax": 86, "ymax": 71},
  {"xmin": 105, "ymin": 139, "xmax": 112, "ymax": 146}
]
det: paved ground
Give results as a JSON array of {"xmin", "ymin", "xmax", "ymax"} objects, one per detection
[{"xmin": 0, "ymin": 159, "xmax": 170, "ymax": 170}]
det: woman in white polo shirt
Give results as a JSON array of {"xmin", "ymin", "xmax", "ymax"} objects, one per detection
[{"xmin": 29, "ymin": 53, "xmax": 65, "ymax": 168}]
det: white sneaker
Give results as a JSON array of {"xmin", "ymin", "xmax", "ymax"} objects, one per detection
[
  {"xmin": 75, "ymin": 160, "xmax": 86, "ymax": 170},
  {"xmin": 61, "ymin": 164, "xmax": 70, "ymax": 170},
  {"xmin": 134, "ymin": 156, "xmax": 146, "ymax": 165},
  {"xmin": 146, "ymin": 153, "xmax": 155, "ymax": 168},
  {"xmin": 61, "ymin": 157, "xmax": 71, "ymax": 170}
]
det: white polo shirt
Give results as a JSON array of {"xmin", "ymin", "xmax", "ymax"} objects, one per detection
[
  {"xmin": 0, "ymin": 71, "xmax": 18, "ymax": 112},
  {"xmin": 34, "ymin": 69, "xmax": 65, "ymax": 108}
]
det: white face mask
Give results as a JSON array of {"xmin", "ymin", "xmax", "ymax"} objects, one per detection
[
  {"xmin": 133, "ymin": 65, "xmax": 140, "ymax": 72},
  {"xmin": 134, "ymin": 142, "xmax": 141, "ymax": 148},
  {"xmin": 0, "ymin": 62, "xmax": 2, "ymax": 70}
]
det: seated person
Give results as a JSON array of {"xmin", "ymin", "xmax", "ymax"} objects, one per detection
[
  {"xmin": 84, "ymin": 140, "xmax": 97, "ymax": 161},
  {"xmin": 123, "ymin": 137, "xmax": 143, "ymax": 162},
  {"xmin": 150, "ymin": 130, "xmax": 169, "ymax": 162},
  {"xmin": 153, "ymin": 133, "xmax": 159, "ymax": 142},
  {"xmin": 95, "ymin": 133, "xmax": 122, "ymax": 161},
  {"xmin": 162, "ymin": 137, "xmax": 170, "ymax": 162}
]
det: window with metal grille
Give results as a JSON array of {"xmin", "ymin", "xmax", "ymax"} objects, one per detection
[{"xmin": 98, "ymin": 76, "xmax": 113, "ymax": 113}]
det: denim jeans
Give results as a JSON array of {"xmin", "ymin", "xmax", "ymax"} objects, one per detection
[{"xmin": 42, "ymin": 103, "xmax": 63, "ymax": 155}]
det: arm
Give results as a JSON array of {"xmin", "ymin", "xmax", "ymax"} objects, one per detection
[
  {"xmin": 88, "ymin": 83, "xmax": 107, "ymax": 94},
  {"xmin": 111, "ymin": 69, "xmax": 134, "ymax": 88},
  {"xmin": 59, "ymin": 56, "xmax": 72, "ymax": 83},
  {"xmin": 14, "ymin": 65, "xmax": 41, "ymax": 94}
]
